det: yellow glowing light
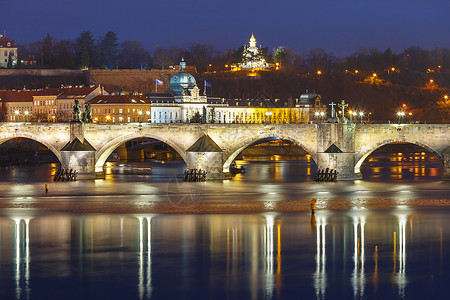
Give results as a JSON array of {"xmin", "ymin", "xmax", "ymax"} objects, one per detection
[
  {"xmin": 444, "ymin": 95, "xmax": 448, "ymax": 99},
  {"xmin": 430, "ymin": 79, "xmax": 434, "ymax": 83},
  {"xmin": 355, "ymin": 70, "xmax": 359, "ymax": 74},
  {"xmin": 317, "ymin": 70, "xmax": 322, "ymax": 75},
  {"xmin": 391, "ymin": 67, "xmax": 395, "ymax": 71},
  {"xmin": 225, "ymin": 64, "xmax": 228, "ymax": 68},
  {"xmin": 409, "ymin": 112, "xmax": 412, "ymax": 116},
  {"xmin": 106, "ymin": 115, "xmax": 111, "ymax": 120},
  {"xmin": 372, "ymin": 73, "xmax": 377, "ymax": 77}
]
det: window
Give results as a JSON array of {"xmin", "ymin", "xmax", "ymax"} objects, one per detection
[{"xmin": 119, "ymin": 109, "xmax": 123, "ymax": 113}]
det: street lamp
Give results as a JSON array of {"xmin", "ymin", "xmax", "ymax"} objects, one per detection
[
  {"xmin": 24, "ymin": 110, "xmax": 29, "ymax": 122},
  {"xmin": 359, "ymin": 112, "xmax": 364, "ymax": 123},
  {"xmin": 397, "ymin": 111, "xmax": 405, "ymax": 124},
  {"xmin": 14, "ymin": 110, "xmax": 19, "ymax": 122},
  {"xmin": 265, "ymin": 111, "xmax": 272, "ymax": 124}
]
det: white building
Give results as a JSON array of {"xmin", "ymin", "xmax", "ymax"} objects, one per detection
[{"xmin": 0, "ymin": 35, "xmax": 18, "ymax": 68}]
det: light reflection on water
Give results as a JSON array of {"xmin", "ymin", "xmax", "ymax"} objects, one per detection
[
  {"xmin": 0, "ymin": 153, "xmax": 447, "ymax": 299},
  {"xmin": 0, "ymin": 209, "xmax": 449, "ymax": 299},
  {"xmin": 0, "ymin": 152, "xmax": 443, "ymax": 183}
]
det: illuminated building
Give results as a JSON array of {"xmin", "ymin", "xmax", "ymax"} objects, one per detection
[
  {"xmin": 148, "ymin": 60, "xmax": 323, "ymax": 124},
  {"xmin": 1, "ymin": 86, "xmax": 106, "ymax": 122},
  {"xmin": 89, "ymin": 94, "xmax": 151, "ymax": 123},
  {"xmin": 0, "ymin": 34, "xmax": 18, "ymax": 68},
  {"xmin": 236, "ymin": 33, "xmax": 272, "ymax": 71}
]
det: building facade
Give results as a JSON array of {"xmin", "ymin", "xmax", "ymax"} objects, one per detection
[
  {"xmin": 89, "ymin": 94, "xmax": 151, "ymax": 123},
  {"xmin": 0, "ymin": 35, "xmax": 18, "ymax": 68},
  {"xmin": 148, "ymin": 59, "xmax": 323, "ymax": 124}
]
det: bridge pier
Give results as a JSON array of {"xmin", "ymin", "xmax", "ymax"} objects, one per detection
[
  {"xmin": 443, "ymin": 149, "xmax": 450, "ymax": 181},
  {"xmin": 315, "ymin": 152, "xmax": 361, "ymax": 180},
  {"xmin": 60, "ymin": 151, "xmax": 97, "ymax": 180},
  {"xmin": 59, "ymin": 122, "xmax": 98, "ymax": 180},
  {"xmin": 186, "ymin": 152, "xmax": 228, "ymax": 180}
]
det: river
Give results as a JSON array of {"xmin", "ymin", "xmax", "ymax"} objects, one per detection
[{"xmin": 0, "ymin": 153, "xmax": 448, "ymax": 299}]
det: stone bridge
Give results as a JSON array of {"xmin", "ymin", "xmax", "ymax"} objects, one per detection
[{"xmin": 0, "ymin": 122, "xmax": 449, "ymax": 180}]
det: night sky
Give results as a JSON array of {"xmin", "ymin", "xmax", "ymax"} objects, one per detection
[{"xmin": 1, "ymin": 0, "xmax": 449, "ymax": 57}]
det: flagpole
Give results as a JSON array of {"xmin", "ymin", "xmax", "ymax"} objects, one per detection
[
  {"xmin": 155, "ymin": 79, "xmax": 157, "ymax": 93},
  {"xmin": 204, "ymin": 80, "xmax": 206, "ymax": 96}
]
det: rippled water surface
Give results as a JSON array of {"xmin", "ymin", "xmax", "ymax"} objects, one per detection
[{"xmin": 0, "ymin": 153, "xmax": 448, "ymax": 299}]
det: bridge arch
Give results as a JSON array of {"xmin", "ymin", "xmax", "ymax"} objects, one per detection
[
  {"xmin": 95, "ymin": 133, "xmax": 187, "ymax": 172},
  {"xmin": 354, "ymin": 138, "xmax": 444, "ymax": 177},
  {"xmin": 223, "ymin": 134, "xmax": 317, "ymax": 173},
  {"xmin": 0, "ymin": 133, "xmax": 62, "ymax": 164}
]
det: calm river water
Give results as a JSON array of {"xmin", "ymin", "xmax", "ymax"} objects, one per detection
[{"xmin": 0, "ymin": 153, "xmax": 449, "ymax": 299}]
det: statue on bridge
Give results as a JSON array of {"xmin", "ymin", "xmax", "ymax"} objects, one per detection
[
  {"xmin": 72, "ymin": 99, "xmax": 82, "ymax": 122},
  {"xmin": 82, "ymin": 102, "xmax": 93, "ymax": 123}
]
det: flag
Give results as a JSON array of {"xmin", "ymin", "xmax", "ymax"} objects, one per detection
[
  {"xmin": 156, "ymin": 79, "xmax": 163, "ymax": 85},
  {"xmin": 204, "ymin": 80, "xmax": 212, "ymax": 87}
]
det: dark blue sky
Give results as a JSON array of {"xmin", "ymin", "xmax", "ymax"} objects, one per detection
[{"xmin": 1, "ymin": 0, "xmax": 449, "ymax": 57}]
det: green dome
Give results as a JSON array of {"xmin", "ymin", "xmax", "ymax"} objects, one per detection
[{"xmin": 170, "ymin": 58, "xmax": 197, "ymax": 96}]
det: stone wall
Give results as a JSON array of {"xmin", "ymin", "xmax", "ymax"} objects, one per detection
[{"xmin": 88, "ymin": 69, "xmax": 178, "ymax": 94}]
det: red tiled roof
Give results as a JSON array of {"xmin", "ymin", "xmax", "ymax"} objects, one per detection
[
  {"xmin": 7, "ymin": 90, "xmax": 42, "ymax": 103},
  {"xmin": 58, "ymin": 86, "xmax": 97, "ymax": 96},
  {"xmin": 0, "ymin": 36, "xmax": 16, "ymax": 48},
  {"xmin": 0, "ymin": 90, "xmax": 20, "ymax": 102},
  {"xmin": 89, "ymin": 94, "xmax": 150, "ymax": 104}
]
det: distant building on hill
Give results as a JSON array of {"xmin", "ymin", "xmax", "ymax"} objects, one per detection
[
  {"xmin": 233, "ymin": 34, "xmax": 272, "ymax": 71},
  {"xmin": 0, "ymin": 34, "xmax": 18, "ymax": 68}
]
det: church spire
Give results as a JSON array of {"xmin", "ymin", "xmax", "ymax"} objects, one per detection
[{"xmin": 249, "ymin": 33, "xmax": 256, "ymax": 48}]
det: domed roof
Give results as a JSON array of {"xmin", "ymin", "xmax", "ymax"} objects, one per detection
[{"xmin": 169, "ymin": 58, "xmax": 197, "ymax": 96}]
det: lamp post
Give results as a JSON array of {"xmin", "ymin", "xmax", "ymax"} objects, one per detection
[
  {"xmin": 265, "ymin": 111, "xmax": 272, "ymax": 124},
  {"xmin": 359, "ymin": 112, "xmax": 364, "ymax": 123},
  {"xmin": 397, "ymin": 111, "xmax": 405, "ymax": 124},
  {"xmin": 14, "ymin": 110, "xmax": 19, "ymax": 122},
  {"xmin": 24, "ymin": 110, "xmax": 29, "ymax": 122}
]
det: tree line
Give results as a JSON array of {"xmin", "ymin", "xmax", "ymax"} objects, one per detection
[{"xmin": 12, "ymin": 31, "xmax": 450, "ymax": 75}]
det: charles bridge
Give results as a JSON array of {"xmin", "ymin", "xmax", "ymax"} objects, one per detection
[{"xmin": 0, "ymin": 122, "xmax": 449, "ymax": 180}]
